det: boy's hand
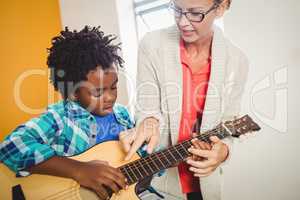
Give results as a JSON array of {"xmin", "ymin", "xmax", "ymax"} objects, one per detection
[{"xmin": 73, "ymin": 160, "xmax": 127, "ymax": 199}]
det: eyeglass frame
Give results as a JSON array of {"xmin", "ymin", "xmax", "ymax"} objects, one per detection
[{"xmin": 169, "ymin": 1, "xmax": 220, "ymax": 23}]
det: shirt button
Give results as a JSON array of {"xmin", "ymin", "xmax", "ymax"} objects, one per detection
[
  {"xmin": 92, "ymin": 135, "xmax": 96, "ymax": 138},
  {"xmin": 89, "ymin": 116, "xmax": 93, "ymax": 121}
]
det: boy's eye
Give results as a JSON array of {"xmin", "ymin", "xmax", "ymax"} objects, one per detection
[{"xmin": 92, "ymin": 89, "xmax": 104, "ymax": 97}]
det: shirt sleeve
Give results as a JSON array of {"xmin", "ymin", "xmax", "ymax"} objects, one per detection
[{"xmin": 0, "ymin": 110, "xmax": 59, "ymax": 174}]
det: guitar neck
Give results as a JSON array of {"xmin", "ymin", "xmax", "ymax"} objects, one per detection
[{"xmin": 119, "ymin": 124, "xmax": 230, "ymax": 185}]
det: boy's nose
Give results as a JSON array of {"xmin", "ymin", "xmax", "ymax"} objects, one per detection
[{"xmin": 104, "ymin": 92, "xmax": 115, "ymax": 103}]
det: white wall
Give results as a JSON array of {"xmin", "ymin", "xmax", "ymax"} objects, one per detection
[
  {"xmin": 59, "ymin": 0, "xmax": 138, "ymax": 107},
  {"xmin": 58, "ymin": 0, "xmax": 300, "ymax": 199},
  {"xmin": 223, "ymin": 0, "xmax": 300, "ymax": 199}
]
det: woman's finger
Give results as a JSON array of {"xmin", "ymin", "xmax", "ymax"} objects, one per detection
[
  {"xmin": 188, "ymin": 147, "xmax": 212, "ymax": 159},
  {"xmin": 189, "ymin": 166, "xmax": 214, "ymax": 175},
  {"xmin": 119, "ymin": 129, "xmax": 136, "ymax": 153},
  {"xmin": 147, "ymin": 134, "xmax": 159, "ymax": 154}
]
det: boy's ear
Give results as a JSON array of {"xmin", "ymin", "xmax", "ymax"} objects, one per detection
[{"xmin": 69, "ymin": 93, "xmax": 78, "ymax": 101}]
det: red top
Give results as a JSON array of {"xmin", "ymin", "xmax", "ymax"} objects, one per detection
[{"xmin": 178, "ymin": 39, "xmax": 211, "ymax": 193}]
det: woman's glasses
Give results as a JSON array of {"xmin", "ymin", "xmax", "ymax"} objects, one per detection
[{"xmin": 169, "ymin": 1, "xmax": 219, "ymax": 23}]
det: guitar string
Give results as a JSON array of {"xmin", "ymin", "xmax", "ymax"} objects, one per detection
[
  {"xmin": 121, "ymin": 127, "xmax": 225, "ymax": 179},
  {"xmin": 120, "ymin": 127, "xmax": 228, "ymax": 182},
  {"xmin": 40, "ymin": 129, "xmax": 223, "ymax": 200},
  {"xmin": 122, "ymin": 126, "xmax": 225, "ymax": 169},
  {"xmin": 40, "ymin": 126, "xmax": 234, "ymax": 199}
]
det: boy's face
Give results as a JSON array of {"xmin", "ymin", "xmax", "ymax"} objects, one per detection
[{"xmin": 75, "ymin": 65, "xmax": 118, "ymax": 116}]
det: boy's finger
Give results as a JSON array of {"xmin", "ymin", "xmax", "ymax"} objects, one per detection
[
  {"xmin": 90, "ymin": 160, "xmax": 109, "ymax": 165},
  {"xmin": 94, "ymin": 185, "xmax": 109, "ymax": 200}
]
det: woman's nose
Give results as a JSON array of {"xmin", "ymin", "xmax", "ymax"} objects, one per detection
[{"xmin": 178, "ymin": 14, "xmax": 190, "ymax": 27}]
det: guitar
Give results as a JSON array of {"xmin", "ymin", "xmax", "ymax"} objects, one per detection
[{"xmin": 0, "ymin": 115, "xmax": 260, "ymax": 200}]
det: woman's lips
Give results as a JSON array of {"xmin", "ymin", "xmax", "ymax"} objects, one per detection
[{"xmin": 181, "ymin": 30, "xmax": 195, "ymax": 37}]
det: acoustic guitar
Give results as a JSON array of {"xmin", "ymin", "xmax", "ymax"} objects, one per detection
[{"xmin": 0, "ymin": 115, "xmax": 260, "ymax": 200}]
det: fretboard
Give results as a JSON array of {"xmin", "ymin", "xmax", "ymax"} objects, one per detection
[{"xmin": 119, "ymin": 124, "xmax": 229, "ymax": 185}]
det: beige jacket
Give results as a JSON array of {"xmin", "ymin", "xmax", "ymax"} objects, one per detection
[{"xmin": 135, "ymin": 25, "xmax": 249, "ymax": 200}]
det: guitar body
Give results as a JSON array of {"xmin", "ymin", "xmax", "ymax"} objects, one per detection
[
  {"xmin": 0, "ymin": 115, "xmax": 261, "ymax": 200},
  {"xmin": 0, "ymin": 141, "xmax": 140, "ymax": 200}
]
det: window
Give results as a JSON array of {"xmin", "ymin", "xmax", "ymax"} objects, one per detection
[{"xmin": 134, "ymin": 0, "xmax": 174, "ymax": 39}]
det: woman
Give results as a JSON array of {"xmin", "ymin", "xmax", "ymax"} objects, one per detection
[{"xmin": 120, "ymin": 0, "xmax": 249, "ymax": 199}]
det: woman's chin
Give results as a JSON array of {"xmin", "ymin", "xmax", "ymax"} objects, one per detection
[{"xmin": 181, "ymin": 34, "xmax": 198, "ymax": 43}]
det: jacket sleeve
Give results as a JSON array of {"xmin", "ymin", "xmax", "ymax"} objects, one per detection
[
  {"xmin": 0, "ymin": 110, "xmax": 59, "ymax": 173},
  {"xmin": 134, "ymin": 34, "xmax": 165, "ymax": 133}
]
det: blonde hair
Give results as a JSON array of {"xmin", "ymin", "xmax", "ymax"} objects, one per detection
[{"xmin": 214, "ymin": 0, "xmax": 231, "ymax": 9}]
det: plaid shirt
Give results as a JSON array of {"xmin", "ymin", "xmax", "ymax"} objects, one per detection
[{"xmin": 0, "ymin": 100, "xmax": 134, "ymax": 173}]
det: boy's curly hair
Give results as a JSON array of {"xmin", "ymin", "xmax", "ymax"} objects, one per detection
[{"xmin": 47, "ymin": 26, "xmax": 124, "ymax": 98}]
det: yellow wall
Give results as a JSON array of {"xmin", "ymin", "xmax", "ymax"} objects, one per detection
[{"xmin": 0, "ymin": 0, "xmax": 62, "ymax": 141}]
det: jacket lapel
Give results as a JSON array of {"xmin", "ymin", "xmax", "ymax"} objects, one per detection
[
  {"xmin": 200, "ymin": 26, "xmax": 227, "ymax": 132},
  {"xmin": 163, "ymin": 26, "xmax": 183, "ymax": 144}
]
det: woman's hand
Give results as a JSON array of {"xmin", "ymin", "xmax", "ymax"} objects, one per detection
[
  {"xmin": 119, "ymin": 117, "xmax": 160, "ymax": 161},
  {"xmin": 73, "ymin": 160, "xmax": 127, "ymax": 199},
  {"xmin": 186, "ymin": 136, "xmax": 229, "ymax": 177}
]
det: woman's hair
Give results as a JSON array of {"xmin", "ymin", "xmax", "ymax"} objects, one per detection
[
  {"xmin": 214, "ymin": 0, "xmax": 231, "ymax": 9},
  {"xmin": 47, "ymin": 26, "xmax": 123, "ymax": 98}
]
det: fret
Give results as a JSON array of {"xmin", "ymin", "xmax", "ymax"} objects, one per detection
[
  {"xmin": 148, "ymin": 155, "xmax": 160, "ymax": 172},
  {"xmin": 153, "ymin": 153, "xmax": 166, "ymax": 169},
  {"xmin": 120, "ymin": 167, "xmax": 134, "ymax": 184},
  {"xmin": 172, "ymin": 145, "xmax": 184, "ymax": 160},
  {"xmin": 157, "ymin": 151, "xmax": 171, "ymax": 167},
  {"xmin": 160, "ymin": 151, "xmax": 172, "ymax": 166},
  {"xmin": 125, "ymin": 165, "xmax": 139, "ymax": 182},
  {"xmin": 136, "ymin": 159, "xmax": 149, "ymax": 176},
  {"xmin": 166, "ymin": 148, "xmax": 178, "ymax": 163},
  {"xmin": 131, "ymin": 162, "xmax": 143, "ymax": 179},
  {"xmin": 179, "ymin": 143, "xmax": 190, "ymax": 155},
  {"xmin": 141, "ymin": 157, "xmax": 155, "ymax": 174},
  {"xmin": 123, "ymin": 165, "xmax": 137, "ymax": 183},
  {"xmin": 197, "ymin": 133, "xmax": 211, "ymax": 143}
]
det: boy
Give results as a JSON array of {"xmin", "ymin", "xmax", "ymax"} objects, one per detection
[{"xmin": 0, "ymin": 26, "xmax": 132, "ymax": 199}]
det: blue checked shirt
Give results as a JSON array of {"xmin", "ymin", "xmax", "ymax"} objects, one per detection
[{"xmin": 0, "ymin": 100, "xmax": 134, "ymax": 174}]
